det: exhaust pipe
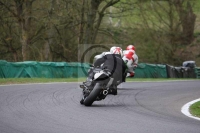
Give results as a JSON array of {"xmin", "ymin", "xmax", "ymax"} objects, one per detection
[{"xmin": 103, "ymin": 90, "xmax": 108, "ymax": 95}]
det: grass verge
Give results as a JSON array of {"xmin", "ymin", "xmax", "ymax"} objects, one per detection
[
  {"xmin": 190, "ymin": 101, "xmax": 200, "ymax": 118},
  {"xmin": 0, "ymin": 78, "xmax": 86, "ymax": 85},
  {"xmin": 0, "ymin": 78, "xmax": 199, "ymax": 85}
]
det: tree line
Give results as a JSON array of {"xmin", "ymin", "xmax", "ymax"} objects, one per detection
[{"xmin": 0, "ymin": 0, "xmax": 199, "ymax": 66}]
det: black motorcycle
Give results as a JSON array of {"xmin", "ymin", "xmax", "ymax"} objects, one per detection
[{"xmin": 80, "ymin": 66, "xmax": 121, "ymax": 106}]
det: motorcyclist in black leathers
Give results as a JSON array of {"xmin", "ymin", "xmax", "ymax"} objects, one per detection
[
  {"xmin": 84, "ymin": 47, "xmax": 127, "ymax": 95},
  {"xmin": 94, "ymin": 54, "xmax": 126, "ymax": 83}
]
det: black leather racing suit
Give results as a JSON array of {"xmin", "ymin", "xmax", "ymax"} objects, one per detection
[{"xmin": 93, "ymin": 54, "xmax": 127, "ymax": 83}]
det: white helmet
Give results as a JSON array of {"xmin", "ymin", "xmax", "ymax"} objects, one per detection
[{"xmin": 110, "ymin": 46, "xmax": 123, "ymax": 57}]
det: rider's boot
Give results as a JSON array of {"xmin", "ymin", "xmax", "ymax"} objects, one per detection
[{"xmin": 108, "ymin": 85, "xmax": 117, "ymax": 95}]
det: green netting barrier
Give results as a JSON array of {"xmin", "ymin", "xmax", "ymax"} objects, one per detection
[
  {"xmin": 0, "ymin": 60, "xmax": 90, "ymax": 78},
  {"xmin": 1, "ymin": 60, "xmax": 197, "ymax": 78},
  {"xmin": 134, "ymin": 63, "xmax": 167, "ymax": 78},
  {"xmin": 0, "ymin": 60, "xmax": 200, "ymax": 78}
]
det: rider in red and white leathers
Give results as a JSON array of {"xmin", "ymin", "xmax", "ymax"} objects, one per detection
[{"xmin": 122, "ymin": 45, "xmax": 138, "ymax": 77}]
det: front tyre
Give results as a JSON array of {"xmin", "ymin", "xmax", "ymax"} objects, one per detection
[
  {"xmin": 84, "ymin": 83, "xmax": 102, "ymax": 106},
  {"xmin": 80, "ymin": 97, "xmax": 84, "ymax": 104}
]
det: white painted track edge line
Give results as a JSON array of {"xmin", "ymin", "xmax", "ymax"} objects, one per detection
[{"xmin": 181, "ymin": 98, "xmax": 200, "ymax": 121}]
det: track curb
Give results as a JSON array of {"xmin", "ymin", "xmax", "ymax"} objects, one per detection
[{"xmin": 181, "ymin": 98, "xmax": 200, "ymax": 121}]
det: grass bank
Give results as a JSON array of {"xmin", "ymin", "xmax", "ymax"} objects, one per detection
[
  {"xmin": 0, "ymin": 78, "xmax": 85, "ymax": 85},
  {"xmin": 190, "ymin": 101, "xmax": 200, "ymax": 118},
  {"xmin": 0, "ymin": 78, "xmax": 199, "ymax": 85}
]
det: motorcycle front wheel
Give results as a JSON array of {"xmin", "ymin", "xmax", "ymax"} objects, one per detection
[{"xmin": 84, "ymin": 83, "xmax": 102, "ymax": 106}]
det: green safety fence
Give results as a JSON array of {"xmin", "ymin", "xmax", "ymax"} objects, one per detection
[
  {"xmin": 0, "ymin": 60, "xmax": 90, "ymax": 78},
  {"xmin": 134, "ymin": 63, "xmax": 167, "ymax": 78},
  {"xmin": 0, "ymin": 60, "xmax": 168, "ymax": 78},
  {"xmin": 0, "ymin": 60, "xmax": 198, "ymax": 78}
]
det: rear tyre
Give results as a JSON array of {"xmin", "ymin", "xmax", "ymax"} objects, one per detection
[{"xmin": 84, "ymin": 83, "xmax": 102, "ymax": 106}]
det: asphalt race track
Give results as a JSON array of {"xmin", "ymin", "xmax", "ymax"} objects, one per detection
[{"xmin": 0, "ymin": 81, "xmax": 200, "ymax": 133}]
